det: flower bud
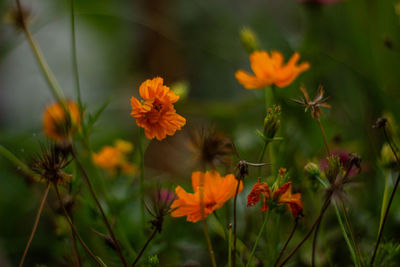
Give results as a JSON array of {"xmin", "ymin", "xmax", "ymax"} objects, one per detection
[
  {"xmin": 263, "ymin": 105, "xmax": 281, "ymax": 139},
  {"xmin": 304, "ymin": 162, "xmax": 320, "ymax": 177},
  {"xmin": 240, "ymin": 27, "xmax": 259, "ymax": 54},
  {"xmin": 325, "ymin": 155, "xmax": 342, "ymax": 183},
  {"xmin": 171, "ymin": 81, "xmax": 189, "ymax": 101}
]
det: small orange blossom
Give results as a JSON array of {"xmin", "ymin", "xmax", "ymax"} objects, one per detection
[
  {"xmin": 170, "ymin": 171, "xmax": 243, "ymax": 222},
  {"xmin": 43, "ymin": 101, "xmax": 81, "ymax": 141},
  {"xmin": 235, "ymin": 50, "xmax": 309, "ymax": 89},
  {"xmin": 130, "ymin": 77, "xmax": 186, "ymax": 141}
]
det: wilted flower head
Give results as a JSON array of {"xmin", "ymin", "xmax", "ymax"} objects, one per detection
[
  {"xmin": 170, "ymin": 171, "xmax": 243, "ymax": 222},
  {"xmin": 247, "ymin": 179, "xmax": 303, "ymax": 218},
  {"xmin": 4, "ymin": 5, "xmax": 32, "ymax": 31},
  {"xmin": 235, "ymin": 50, "xmax": 309, "ymax": 89},
  {"xmin": 320, "ymin": 150, "xmax": 360, "ymax": 178},
  {"xmin": 293, "ymin": 85, "xmax": 330, "ymax": 119},
  {"xmin": 130, "ymin": 77, "xmax": 186, "ymax": 141},
  {"xmin": 31, "ymin": 144, "xmax": 72, "ymax": 184},
  {"xmin": 92, "ymin": 139, "xmax": 135, "ymax": 176},
  {"xmin": 188, "ymin": 127, "xmax": 236, "ymax": 169},
  {"xmin": 323, "ymin": 153, "xmax": 361, "ymax": 201},
  {"xmin": 43, "ymin": 101, "xmax": 81, "ymax": 142},
  {"xmin": 146, "ymin": 188, "xmax": 176, "ymax": 233}
]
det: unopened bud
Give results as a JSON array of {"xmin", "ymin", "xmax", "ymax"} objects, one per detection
[
  {"xmin": 304, "ymin": 162, "xmax": 320, "ymax": 177},
  {"xmin": 325, "ymin": 155, "xmax": 342, "ymax": 183},
  {"xmin": 240, "ymin": 27, "xmax": 259, "ymax": 54},
  {"xmin": 263, "ymin": 105, "xmax": 281, "ymax": 139},
  {"xmin": 171, "ymin": 81, "xmax": 189, "ymax": 101}
]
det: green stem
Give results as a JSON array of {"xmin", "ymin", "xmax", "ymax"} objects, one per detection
[
  {"xmin": 228, "ymin": 224, "xmax": 233, "ymax": 267},
  {"xmin": 138, "ymin": 128, "xmax": 145, "ymax": 229},
  {"xmin": 379, "ymin": 170, "xmax": 392, "ymax": 231},
  {"xmin": 246, "ymin": 211, "xmax": 270, "ymax": 267},
  {"xmin": 203, "ymin": 220, "xmax": 218, "ymax": 267},
  {"xmin": 332, "ymin": 201, "xmax": 359, "ymax": 266},
  {"xmin": 15, "ymin": 0, "xmax": 65, "ymax": 103},
  {"xmin": 315, "ymin": 176, "xmax": 359, "ymax": 266},
  {"xmin": 69, "ymin": 0, "xmax": 84, "ymax": 122},
  {"xmin": 257, "ymin": 140, "xmax": 270, "ymax": 177},
  {"xmin": 0, "ymin": 145, "xmax": 39, "ymax": 179}
]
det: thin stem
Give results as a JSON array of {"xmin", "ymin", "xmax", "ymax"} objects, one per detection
[
  {"xmin": 332, "ymin": 201, "xmax": 359, "ymax": 266},
  {"xmin": 19, "ymin": 183, "xmax": 50, "ymax": 267},
  {"xmin": 131, "ymin": 228, "xmax": 157, "ymax": 267},
  {"xmin": 72, "ymin": 152, "xmax": 128, "ymax": 267},
  {"xmin": 311, "ymin": 218, "xmax": 323, "ymax": 267},
  {"xmin": 70, "ymin": 228, "xmax": 81, "ymax": 267},
  {"xmin": 53, "ymin": 183, "xmax": 102, "ymax": 266},
  {"xmin": 246, "ymin": 211, "xmax": 270, "ymax": 267},
  {"xmin": 138, "ymin": 128, "xmax": 145, "ymax": 229},
  {"xmin": 257, "ymin": 140, "xmax": 270, "ymax": 177},
  {"xmin": 316, "ymin": 118, "xmax": 330, "ymax": 155},
  {"xmin": 370, "ymin": 126, "xmax": 400, "ymax": 265},
  {"xmin": 0, "ymin": 145, "xmax": 40, "ymax": 179},
  {"xmin": 203, "ymin": 220, "xmax": 217, "ymax": 267},
  {"xmin": 274, "ymin": 220, "xmax": 298, "ymax": 267},
  {"xmin": 15, "ymin": 0, "xmax": 65, "ymax": 104},
  {"xmin": 341, "ymin": 201, "xmax": 364, "ymax": 267},
  {"xmin": 232, "ymin": 178, "xmax": 241, "ymax": 267},
  {"xmin": 70, "ymin": 0, "xmax": 83, "ymax": 118},
  {"xmin": 279, "ymin": 198, "xmax": 331, "ymax": 266},
  {"xmin": 228, "ymin": 224, "xmax": 233, "ymax": 267}
]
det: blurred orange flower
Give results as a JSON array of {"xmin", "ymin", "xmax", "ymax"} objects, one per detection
[
  {"xmin": 92, "ymin": 139, "xmax": 135, "ymax": 175},
  {"xmin": 170, "ymin": 171, "xmax": 243, "ymax": 222},
  {"xmin": 235, "ymin": 50, "xmax": 310, "ymax": 89},
  {"xmin": 43, "ymin": 101, "xmax": 81, "ymax": 141},
  {"xmin": 130, "ymin": 77, "xmax": 186, "ymax": 141},
  {"xmin": 248, "ymin": 180, "xmax": 303, "ymax": 218}
]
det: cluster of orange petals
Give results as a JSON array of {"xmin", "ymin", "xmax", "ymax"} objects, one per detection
[
  {"xmin": 130, "ymin": 77, "xmax": 186, "ymax": 141},
  {"xmin": 170, "ymin": 171, "xmax": 243, "ymax": 223},
  {"xmin": 235, "ymin": 50, "xmax": 310, "ymax": 89},
  {"xmin": 43, "ymin": 100, "xmax": 81, "ymax": 141},
  {"xmin": 92, "ymin": 140, "xmax": 135, "ymax": 175},
  {"xmin": 247, "ymin": 180, "xmax": 303, "ymax": 218}
]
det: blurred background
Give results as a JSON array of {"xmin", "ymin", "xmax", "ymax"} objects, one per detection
[{"xmin": 1, "ymin": 0, "xmax": 400, "ymax": 266}]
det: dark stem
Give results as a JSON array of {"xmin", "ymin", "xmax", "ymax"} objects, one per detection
[
  {"xmin": 232, "ymin": 178, "xmax": 241, "ymax": 267},
  {"xmin": 274, "ymin": 220, "xmax": 298, "ymax": 267},
  {"xmin": 19, "ymin": 183, "xmax": 50, "ymax": 267},
  {"xmin": 311, "ymin": 218, "xmax": 323, "ymax": 267},
  {"xmin": 72, "ymin": 152, "xmax": 128, "ymax": 266},
  {"xmin": 279, "ymin": 198, "xmax": 331, "ymax": 267},
  {"xmin": 53, "ymin": 183, "xmax": 102, "ymax": 266},
  {"xmin": 316, "ymin": 118, "xmax": 330, "ymax": 155},
  {"xmin": 131, "ymin": 228, "xmax": 157, "ymax": 267},
  {"xmin": 70, "ymin": 227, "xmax": 81, "ymax": 267},
  {"xmin": 370, "ymin": 125, "xmax": 400, "ymax": 265}
]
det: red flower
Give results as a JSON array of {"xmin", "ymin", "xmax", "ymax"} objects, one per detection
[{"xmin": 247, "ymin": 180, "xmax": 303, "ymax": 218}]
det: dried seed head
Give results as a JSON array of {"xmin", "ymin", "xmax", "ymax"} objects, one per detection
[
  {"xmin": 188, "ymin": 127, "xmax": 236, "ymax": 169},
  {"xmin": 4, "ymin": 5, "xmax": 32, "ymax": 31},
  {"xmin": 373, "ymin": 117, "xmax": 387, "ymax": 129},
  {"xmin": 31, "ymin": 143, "xmax": 72, "ymax": 184},
  {"xmin": 146, "ymin": 188, "xmax": 176, "ymax": 233}
]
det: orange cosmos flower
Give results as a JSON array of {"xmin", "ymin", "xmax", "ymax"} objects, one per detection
[
  {"xmin": 92, "ymin": 139, "xmax": 135, "ymax": 175},
  {"xmin": 170, "ymin": 171, "xmax": 243, "ymax": 223},
  {"xmin": 130, "ymin": 77, "xmax": 186, "ymax": 141},
  {"xmin": 247, "ymin": 180, "xmax": 303, "ymax": 218},
  {"xmin": 235, "ymin": 50, "xmax": 310, "ymax": 89},
  {"xmin": 43, "ymin": 101, "xmax": 81, "ymax": 141}
]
